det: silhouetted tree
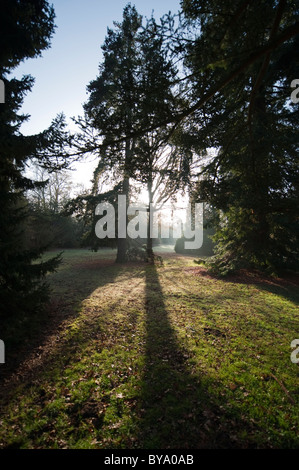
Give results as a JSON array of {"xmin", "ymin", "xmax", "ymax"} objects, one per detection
[
  {"xmin": 78, "ymin": 5, "xmax": 142, "ymax": 262},
  {"xmin": 178, "ymin": 0, "xmax": 299, "ymax": 273},
  {"xmin": 77, "ymin": 5, "xmax": 186, "ymax": 261},
  {"xmin": 0, "ymin": 1, "xmax": 72, "ymax": 317}
]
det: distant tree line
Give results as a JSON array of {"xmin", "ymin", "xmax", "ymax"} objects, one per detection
[{"xmin": 24, "ymin": 166, "xmax": 85, "ymax": 251}]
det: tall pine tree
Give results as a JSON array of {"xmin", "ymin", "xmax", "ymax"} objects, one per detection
[
  {"xmin": 81, "ymin": 4, "xmax": 142, "ymax": 262},
  {"xmin": 78, "ymin": 5, "xmax": 184, "ymax": 261},
  {"xmin": 0, "ymin": 0, "xmax": 66, "ymax": 318},
  {"xmin": 179, "ymin": 0, "xmax": 299, "ymax": 273}
]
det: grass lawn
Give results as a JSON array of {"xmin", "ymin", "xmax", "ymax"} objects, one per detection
[{"xmin": 0, "ymin": 248, "xmax": 298, "ymax": 449}]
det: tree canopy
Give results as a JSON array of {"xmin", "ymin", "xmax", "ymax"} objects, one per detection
[{"xmin": 178, "ymin": 0, "xmax": 299, "ymax": 273}]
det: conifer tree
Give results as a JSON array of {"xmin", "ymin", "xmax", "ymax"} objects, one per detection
[
  {"xmin": 180, "ymin": 0, "xmax": 299, "ymax": 273},
  {"xmin": 82, "ymin": 4, "xmax": 142, "ymax": 263},
  {"xmin": 79, "ymin": 5, "xmax": 183, "ymax": 261},
  {"xmin": 0, "ymin": 0, "xmax": 70, "ymax": 317}
]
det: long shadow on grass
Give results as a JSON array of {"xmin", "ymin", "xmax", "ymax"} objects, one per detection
[
  {"xmin": 139, "ymin": 264, "xmax": 256, "ymax": 449},
  {"xmin": 0, "ymin": 254, "xmax": 122, "ymax": 399}
]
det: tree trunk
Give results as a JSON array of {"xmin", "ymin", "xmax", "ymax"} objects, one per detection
[
  {"xmin": 147, "ymin": 176, "xmax": 154, "ymax": 260},
  {"xmin": 116, "ymin": 137, "xmax": 132, "ymax": 264},
  {"xmin": 116, "ymin": 176, "xmax": 129, "ymax": 263}
]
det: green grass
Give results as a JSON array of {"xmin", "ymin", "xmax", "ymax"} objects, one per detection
[{"xmin": 0, "ymin": 248, "xmax": 298, "ymax": 449}]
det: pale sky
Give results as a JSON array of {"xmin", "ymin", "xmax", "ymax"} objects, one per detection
[{"xmin": 14, "ymin": 0, "xmax": 182, "ymax": 188}]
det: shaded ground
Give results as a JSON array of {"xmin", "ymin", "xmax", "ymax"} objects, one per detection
[
  {"xmin": 0, "ymin": 248, "xmax": 298, "ymax": 449},
  {"xmin": 0, "ymin": 250, "xmax": 118, "ymax": 393}
]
